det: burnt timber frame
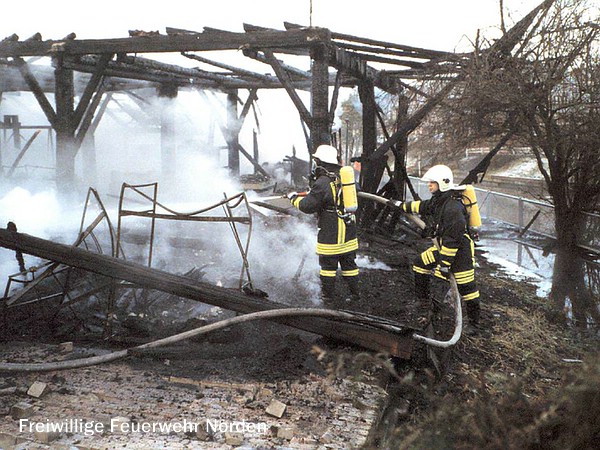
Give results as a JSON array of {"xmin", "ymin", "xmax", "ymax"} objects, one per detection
[{"xmin": 0, "ymin": 1, "xmax": 552, "ymax": 198}]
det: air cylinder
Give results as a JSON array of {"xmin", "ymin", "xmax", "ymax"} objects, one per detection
[
  {"xmin": 340, "ymin": 166, "xmax": 358, "ymax": 213},
  {"xmin": 463, "ymin": 184, "xmax": 482, "ymax": 228}
]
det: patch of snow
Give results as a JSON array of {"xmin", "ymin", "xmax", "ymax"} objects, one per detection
[
  {"xmin": 478, "ymin": 238, "xmax": 553, "ymax": 297},
  {"xmin": 356, "ymin": 255, "xmax": 393, "ymax": 271},
  {"xmin": 483, "ymin": 251, "xmax": 550, "ymax": 296}
]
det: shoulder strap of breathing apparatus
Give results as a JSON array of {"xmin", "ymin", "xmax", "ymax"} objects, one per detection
[{"xmin": 456, "ymin": 185, "xmax": 482, "ymax": 240}]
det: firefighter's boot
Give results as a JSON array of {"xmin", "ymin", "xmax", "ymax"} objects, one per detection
[
  {"xmin": 320, "ymin": 276, "xmax": 336, "ymax": 307},
  {"xmin": 345, "ymin": 276, "xmax": 360, "ymax": 302},
  {"xmin": 465, "ymin": 299, "xmax": 481, "ymax": 335}
]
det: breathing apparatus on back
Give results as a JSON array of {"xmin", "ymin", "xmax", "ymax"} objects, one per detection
[{"xmin": 339, "ymin": 166, "xmax": 358, "ymax": 213}]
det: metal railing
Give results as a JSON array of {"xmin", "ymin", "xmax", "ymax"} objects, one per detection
[{"xmin": 408, "ymin": 177, "xmax": 600, "ymax": 252}]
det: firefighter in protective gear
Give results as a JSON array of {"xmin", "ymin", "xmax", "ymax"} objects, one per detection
[
  {"xmin": 401, "ymin": 164, "xmax": 481, "ymax": 333},
  {"xmin": 288, "ymin": 144, "xmax": 360, "ymax": 304}
]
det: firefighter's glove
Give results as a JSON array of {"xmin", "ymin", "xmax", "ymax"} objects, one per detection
[
  {"xmin": 391, "ymin": 200, "xmax": 404, "ymax": 209},
  {"xmin": 286, "ymin": 191, "xmax": 299, "ymax": 202},
  {"xmin": 437, "ymin": 265, "xmax": 450, "ymax": 279}
]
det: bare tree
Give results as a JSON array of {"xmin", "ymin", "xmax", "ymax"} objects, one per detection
[{"xmin": 437, "ymin": 0, "xmax": 600, "ymax": 327}]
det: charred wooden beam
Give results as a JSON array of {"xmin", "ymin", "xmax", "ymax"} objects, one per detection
[
  {"xmin": 198, "ymin": 91, "xmax": 270, "ymax": 178},
  {"xmin": 0, "ymin": 228, "xmax": 415, "ymax": 358},
  {"xmin": 235, "ymin": 89, "xmax": 258, "ymax": 136},
  {"xmin": 0, "ymin": 28, "xmax": 331, "ymax": 58},
  {"xmin": 12, "ymin": 58, "xmax": 56, "ymax": 126},
  {"xmin": 347, "ymin": 51, "xmax": 426, "ymax": 69},
  {"xmin": 182, "ymin": 52, "xmax": 279, "ymax": 83},
  {"xmin": 227, "ymin": 91, "xmax": 240, "ymax": 175},
  {"xmin": 368, "ymin": 75, "xmax": 463, "ymax": 163},
  {"xmin": 242, "ymin": 49, "xmax": 311, "ymax": 80},
  {"xmin": 165, "ymin": 27, "xmax": 201, "ymax": 35},
  {"xmin": 75, "ymin": 80, "xmax": 107, "ymax": 148},
  {"xmin": 241, "ymin": 23, "xmax": 312, "ymax": 56},
  {"xmin": 328, "ymin": 70, "xmax": 342, "ymax": 126},
  {"xmin": 62, "ymin": 56, "xmax": 216, "ymax": 88},
  {"xmin": 54, "ymin": 55, "xmax": 77, "ymax": 186},
  {"xmin": 334, "ymin": 41, "xmax": 446, "ymax": 60},
  {"xmin": 0, "ymin": 62, "xmax": 154, "ymax": 93},
  {"xmin": 234, "ymin": 142, "xmax": 270, "ymax": 178},
  {"xmin": 262, "ymin": 49, "xmax": 312, "ymax": 126},
  {"xmin": 330, "ymin": 47, "xmax": 400, "ymax": 94},
  {"xmin": 63, "ymin": 55, "xmax": 315, "ymax": 91},
  {"xmin": 284, "ymin": 21, "xmax": 452, "ymax": 60},
  {"xmin": 310, "ymin": 43, "xmax": 330, "ymax": 148},
  {"xmin": 461, "ymin": 131, "xmax": 515, "ymax": 185},
  {"xmin": 357, "ymin": 80, "xmax": 383, "ymax": 225},
  {"xmin": 72, "ymin": 53, "xmax": 112, "ymax": 126}
]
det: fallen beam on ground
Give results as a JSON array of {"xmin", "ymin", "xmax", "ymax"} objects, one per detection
[{"xmin": 0, "ymin": 228, "xmax": 414, "ymax": 358}]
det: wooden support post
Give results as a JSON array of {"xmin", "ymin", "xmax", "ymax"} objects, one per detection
[
  {"xmin": 8, "ymin": 115, "xmax": 22, "ymax": 149},
  {"xmin": 226, "ymin": 91, "xmax": 240, "ymax": 175},
  {"xmin": 393, "ymin": 94, "xmax": 410, "ymax": 200},
  {"xmin": 200, "ymin": 91, "xmax": 269, "ymax": 178},
  {"xmin": 54, "ymin": 56, "xmax": 77, "ymax": 192},
  {"xmin": 310, "ymin": 44, "xmax": 330, "ymax": 150},
  {"xmin": 357, "ymin": 81, "xmax": 382, "ymax": 228},
  {"xmin": 158, "ymin": 83, "xmax": 178, "ymax": 189},
  {"xmin": 358, "ymin": 81, "xmax": 379, "ymax": 191}
]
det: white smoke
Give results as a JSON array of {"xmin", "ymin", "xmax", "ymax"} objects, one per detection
[
  {"xmin": 0, "ymin": 88, "xmax": 345, "ymax": 306},
  {"xmin": 0, "ymin": 186, "xmax": 84, "ymax": 287},
  {"xmin": 356, "ymin": 254, "xmax": 392, "ymax": 271}
]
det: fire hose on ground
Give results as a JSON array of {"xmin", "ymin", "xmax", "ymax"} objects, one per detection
[
  {"xmin": 0, "ymin": 308, "xmax": 402, "ymax": 373},
  {"xmin": 357, "ymin": 191, "xmax": 463, "ymax": 348}
]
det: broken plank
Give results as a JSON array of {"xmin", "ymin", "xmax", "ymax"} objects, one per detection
[{"xmin": 0, "ymin": 228, "xmax": 415, "ymax": 358}]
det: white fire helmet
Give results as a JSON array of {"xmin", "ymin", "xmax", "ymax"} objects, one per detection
[
  {"xmin": 313, "ymin": 144, "xmax": 340, "ymax": 165},
  {"xmin": 421, "ymin": 164, "xmax": 455, "ymax": 192}
]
